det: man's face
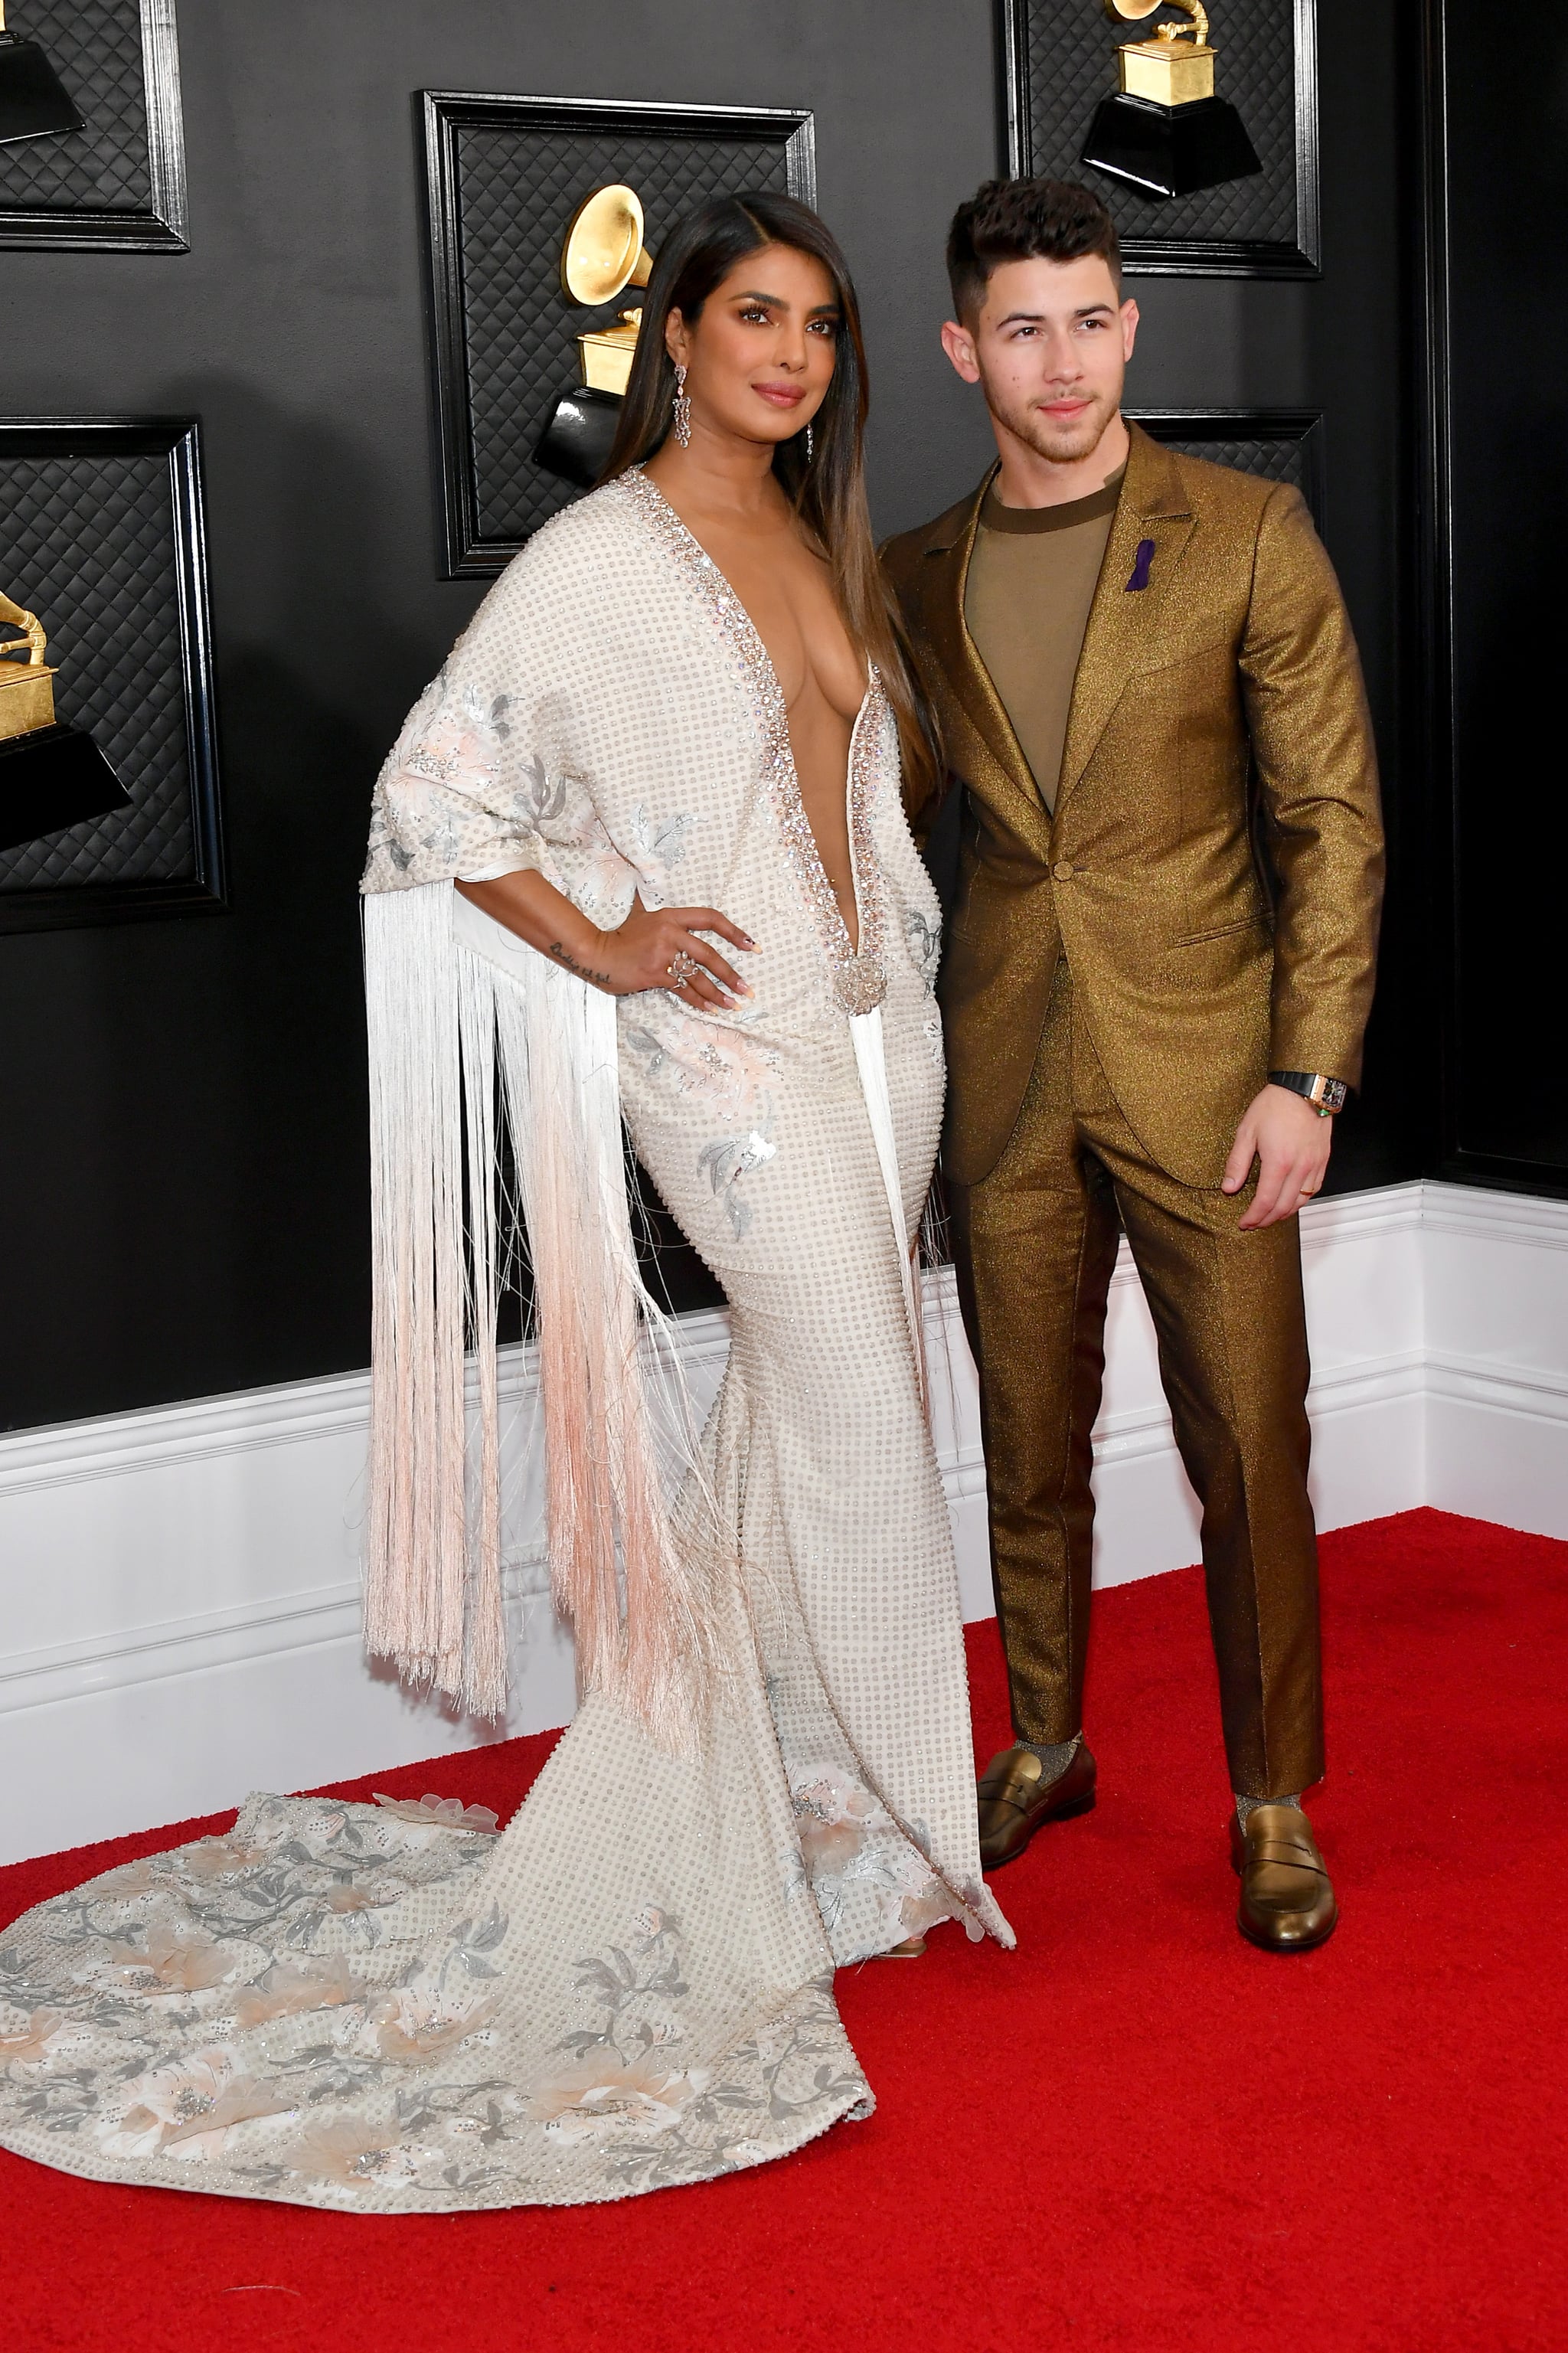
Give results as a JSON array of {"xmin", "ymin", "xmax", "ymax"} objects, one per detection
[{"xmin": 941, "ymin": 254, "xmax": 1138, "ymax": 465}]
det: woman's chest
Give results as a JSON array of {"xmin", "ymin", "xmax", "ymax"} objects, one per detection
[{"xmin": 701, "ymin": 537, "xmax": 864, "ymax": 724}]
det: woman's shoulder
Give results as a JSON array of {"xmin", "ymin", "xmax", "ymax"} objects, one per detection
[
  {"xmin": 513, "ymin": 473, "xmax": 652, "ymax": 574},
  {"xmin": 471, "ymin": 476, "xmax": 664, "ymax": 621},
  {"xmin": 449, "ymin": 476, "xmax": 662, "ymax": 660}
]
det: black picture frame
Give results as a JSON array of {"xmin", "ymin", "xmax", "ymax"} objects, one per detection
[
  {"xmin": 0, "ymin": 0, "xmax": 187, "ymax": 253},
  {"xmin": 998, "ymin": 0, "xmax": 1320, "ymax": 278},
  {"xmin": 1128, "ymin": 407, "xmax": 1325, "ymax": 518},
  {"xmin": 1413, "ymin": 0, "xmax": 1463, "ymax": 1188},
  {"xmin": 420, "ymin": 90, "xmax": 817, "ymax": 580},
  {"xmin": 0, "ymin": 417, "xmax": 224, "ymax": 933},
  {"xmin": 1409, "ymin": 2, "xmax": 1566, "ymax": 1199}
]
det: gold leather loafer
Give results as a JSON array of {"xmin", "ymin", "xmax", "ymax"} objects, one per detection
[
  {"xmin": 1230, "ymin": 1803, "xmax": 1337, "ymax": 1952},
  {"xmin": 977, "ymin": 1740, "xmax": 1097, "ymax": 1870}
]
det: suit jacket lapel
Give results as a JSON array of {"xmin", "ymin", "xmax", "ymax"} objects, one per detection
[
  {"xmin": 917, "ymin": 468, "xmax": 1044, "ymax": 832},
  {"xmin": 1056, "ymin": 423, "xmax": 1195, "ymax": 814}
]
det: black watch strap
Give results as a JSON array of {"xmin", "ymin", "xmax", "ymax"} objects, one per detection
[{"xmin": 1269, "ymin": 1069, "xmax": 1348, "ymax": 1115}]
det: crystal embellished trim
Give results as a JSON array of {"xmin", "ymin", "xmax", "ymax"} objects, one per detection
[{"xmin": 620, "ymin": 467, "xmax": 887, "ymax": 1018}]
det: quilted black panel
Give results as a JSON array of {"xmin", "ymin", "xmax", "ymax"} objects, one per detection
[
  {"xmin": 1129, "ymin": 410, "xmax": 1323, "ymax": 524},
  {"xmin": 0, "ymin": 447, "xmax": 194, "ymax": 892},
  {"xmin": 1146, "ymin": 433, "xmax": 1305, "ymax": 489},
  {"xmin": 1013, "ymin": 0, "xmax": 1302, "ymax": 253},
  {"xmin": 454, "ymin": 124, "xmax": 796, "ymax": 548},
  {"xmin": 0, "ymin": 0, "xmax": 151, "ymax": 212}
]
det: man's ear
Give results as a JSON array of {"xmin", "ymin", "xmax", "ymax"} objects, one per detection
[
  {"xmin": 940, "ymin": 317, "xmax": 982, "ymax": 385},
  {"xmin": 1120, "ymin": 297, "xmax": 1140, "ymax": 364}
]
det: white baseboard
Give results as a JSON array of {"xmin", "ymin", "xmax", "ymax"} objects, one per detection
[
  {"xmin": 2, "ymin": 1178, "xmax": 1563, "ymax": 1864},
  {"xmin": 1419, "ymin": 1186, "xmax": 1568, "ymax": 1538}
]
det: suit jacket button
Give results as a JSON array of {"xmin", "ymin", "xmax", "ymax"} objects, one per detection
[{"xmin": 1052, "ymin": 859, "xmax": 1075, "ymax": 881}]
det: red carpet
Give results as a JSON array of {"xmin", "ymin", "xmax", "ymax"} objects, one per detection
[{"xmin": 3, "ymin": 1508, "xmax": 1563, "ymax": 2351}]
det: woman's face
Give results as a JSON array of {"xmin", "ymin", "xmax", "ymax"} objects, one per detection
[{"xmin": 665, "ymin": 242, "xmax": 841, "ymax": 451}]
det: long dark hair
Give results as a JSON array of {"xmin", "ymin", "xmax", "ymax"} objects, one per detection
[{"xmin": 601, "ymin": 191, "xmax": 938, "ymax": 806}]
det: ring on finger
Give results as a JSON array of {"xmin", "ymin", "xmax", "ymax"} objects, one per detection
[{"xmin": 665, "ymin": 950, "xmax": 700, "ymax": 988}]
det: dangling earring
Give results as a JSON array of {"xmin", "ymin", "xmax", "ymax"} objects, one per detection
[
  {"xmin": 805, "ymin": 421, "xmax": 815, "ymax": 463},
  {"xmin": 672, "ymin": 363, "xmax": 691, "ymax": 449}
]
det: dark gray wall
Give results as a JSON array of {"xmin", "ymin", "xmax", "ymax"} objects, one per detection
[{"xmin": 0, "ymin": 0, "xmax": 1411, "ymax": 1432}]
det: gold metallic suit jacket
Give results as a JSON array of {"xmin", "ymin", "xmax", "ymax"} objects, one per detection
[{"xmin": 882, "ymin": 422, "xmax": 1385, "ymax": 1188}]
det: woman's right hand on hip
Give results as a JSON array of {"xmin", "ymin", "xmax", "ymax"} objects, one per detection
[
  {"xmin": 598, "ymin": 901, "xmax": 756, "ymax": 1009},
  {"xmin": 454, "ymin": 872, "xmax": 755, "ymax": 1009}
]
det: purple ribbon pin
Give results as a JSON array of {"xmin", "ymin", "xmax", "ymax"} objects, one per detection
[{"xmin": 1125, "ymin": 537, "xmax": 1156, "ymax": 592}]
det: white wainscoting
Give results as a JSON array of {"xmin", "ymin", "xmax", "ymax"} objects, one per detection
[{"xmin": 2, "ymin": 1180, "xmax": 1563, "ymax": 1865}]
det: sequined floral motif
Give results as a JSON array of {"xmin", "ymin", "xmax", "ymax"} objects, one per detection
[
  {"xmin": 905, "ymin": 904, "xmax": 941, "ymax": 986},
  {"xmin": 621, "ymin": 1015, "xmax": 782, "ymax": 1131},
  {"xmin": 0, "ymin": 1792, "xmax": 498, "ymax": 2194},
  {"xmin": 363, "ymin": 671, "xmax": 634, "ymax": 926},
  {"xmin": 364, "ymin": 672, "xmax": 515, "ymax": 881},
  {"xmin": 626, "ymin": 803, "xmax": 697, "ymax": 895},
  {"xmin": 789, "ymin": 1763, "xmax": 960, "ymax": 1958},
  {"xmin": 904, "ymin": 905, "xmax": 945, "ymax": 1069},
  {"xmin": 527, "ymin": 1909, "xmax": 869, "ymax": 2193},
  {"xmin": 528, "ymin": 1906, "xmax": 704, "ymax": 2145},
  {"xmin": 697, "ymin": 1126, "xmax": 777, "ymax": 1240},
  {"xmin": 0, "ymin": 1793, "xmax": 877, "ymax": 2209},
  {"xmin": 622, "ymin": 468, "xmax": 887, "ymax": 1018},
  {"xmin": 95, "ymin": 2047, "xmax": 296, "ymax": 2164},
  {"xmin": 371, "ymin": 1793, "xmax": 501, "ymax": 1835}
]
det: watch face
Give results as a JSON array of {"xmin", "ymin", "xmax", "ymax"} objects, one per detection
[{"xmin": 1315, "ymin": 1077, "xmax": 1348, "ymax": 1113}]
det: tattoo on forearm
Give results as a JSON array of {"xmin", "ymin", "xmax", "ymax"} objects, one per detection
[{"xmin": 548, "ymin": 939, "xmax": 614, "ymax": 989}]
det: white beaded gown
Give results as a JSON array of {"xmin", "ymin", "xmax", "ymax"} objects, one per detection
[{"xmin": 0, "ymin": 469, "xmax": 1011, "ymax": 2212}]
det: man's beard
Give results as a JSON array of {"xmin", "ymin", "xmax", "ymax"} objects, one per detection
[{"xmin": 989, "ymin": 383, "xmax": 1120, "ymax": 465}]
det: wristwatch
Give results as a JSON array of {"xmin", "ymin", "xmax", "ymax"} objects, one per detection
[{"xmin": 1269, "ymin": 1070, "xmax": 1348, "ymax": 1117}]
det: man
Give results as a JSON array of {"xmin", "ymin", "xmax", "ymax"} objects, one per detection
[{"xmin": 883, "ymin": 178, "xmax": 1383, "ymax": 1951}]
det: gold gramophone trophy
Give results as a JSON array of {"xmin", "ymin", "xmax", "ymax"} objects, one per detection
[
  {"xmin": 1080, "ymin": 2, "xmax": 1261, "ymax": 200},
  {"xmin": 0, "ymin": 590, "xmax": 55, "ymax": 741},
  {"xmin": 534, "ymin": 184, "xmax": 656, "ymax": 489},
  {"xmin": 0, "ymin": 587, "xmax": 127, "ymax": 855}
]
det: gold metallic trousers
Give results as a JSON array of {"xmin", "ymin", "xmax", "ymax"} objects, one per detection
[{"xmin": 949, "ymin": 965, "xmax": 1323, "ymax": 1799}]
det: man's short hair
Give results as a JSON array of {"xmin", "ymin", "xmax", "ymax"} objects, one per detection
[{"xmin": 947, "ymin": 178, "xmax": 1122, "ymax": 324}]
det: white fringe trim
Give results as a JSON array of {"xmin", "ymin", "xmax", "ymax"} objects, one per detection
[{"xmin": 362, "ymin": 884, "xmax": 722, "ymax": 1744}]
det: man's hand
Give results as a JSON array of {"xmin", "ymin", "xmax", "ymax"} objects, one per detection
[{"xmin": 1221, "ymin": 1083, "xmax": 1333, "ymax": 1230}]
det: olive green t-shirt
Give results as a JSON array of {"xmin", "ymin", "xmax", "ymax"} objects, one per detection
[{"xmin": 962, "ymin": 468, "xmax": 1124, "ymax": 815}]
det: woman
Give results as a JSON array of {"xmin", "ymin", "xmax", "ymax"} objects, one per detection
[{"xmin": 0, "ymin": 194, "xmax": 1009, "ymax": 2213}]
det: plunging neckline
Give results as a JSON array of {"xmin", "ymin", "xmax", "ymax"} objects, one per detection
[{"xmin": 625, "ymin": 467, "xmax": 887, "ymax": 1013}]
